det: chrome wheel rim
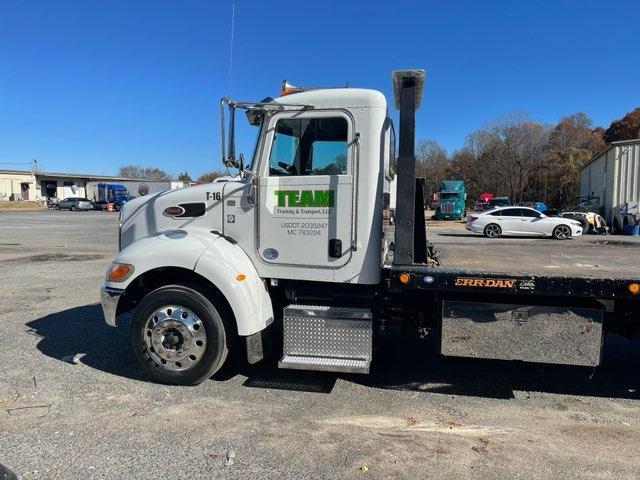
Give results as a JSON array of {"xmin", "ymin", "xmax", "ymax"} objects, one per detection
[
  {"xmin": 143, "ymin": 305, "xmax": 207, "ymax": 372},
  {"xmin": 486, "ymin": 224, "xmax": 500, "ymax": 237},
  {"xmin": 555, "ymin": 225, "xmax": 570, "ymax": 239}
]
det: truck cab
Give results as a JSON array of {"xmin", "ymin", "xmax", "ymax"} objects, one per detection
[
  {"xmin": 101, "ymin": 82, "xmax": 399, "ymax": 384},
  {"xmin": 433, "ymin": 180, "xmax": 466, "ymax": 220},
  {"xmin": 96, "ymin": 183, "xmax": 131, "ymax": 211},
  {"xmin": 474, "ymin": 192, "xmax": 494, "ymax": 211}
]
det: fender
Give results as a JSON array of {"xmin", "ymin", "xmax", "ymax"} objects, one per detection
[
  {"xmin": 107, "ymin": 227, "xmax": 216, "ymax": 290},
  {"xmin": 106, "ymin": 227, "xmax": 274, "ymax": 337},
  {"xmin": 194, "ymin": 238, "xmax": 274, "ymax": 336}
]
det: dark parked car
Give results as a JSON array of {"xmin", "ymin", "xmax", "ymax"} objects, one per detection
[
  {"xmin": 55, "ymin": 197, "xmax": 92, "ymax": 211},
  {"xmin": 484, "ymin": 196, "xmax": 511, "ymax": 210}
]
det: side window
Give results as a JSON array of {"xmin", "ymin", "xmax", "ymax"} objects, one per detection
[
  {"xmin": 501, "ymin": 208, "xmax": 522, "ymax": 217},
  {"xmin": 521, "ymin": 208, "xmax": 540, "ymax": 218},
  {"xmin": 489, "ymin": 210, "xmax": 503, "ymax": 216},
  {"xmin": 268, "ymin": 117, "xmax": 348, "ymax": 176}
]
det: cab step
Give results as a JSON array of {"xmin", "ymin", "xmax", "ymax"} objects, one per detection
[{"xmin": 278, "ymin": 304, "xmax": 372, "ymax": 374}]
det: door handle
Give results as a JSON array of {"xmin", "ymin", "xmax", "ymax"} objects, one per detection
[{"xmin": 329, "ymin": 239, "xmax": 342, "ymax": 258}]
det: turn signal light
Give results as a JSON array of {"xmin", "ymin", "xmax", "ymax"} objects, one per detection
[
  {"xmin": 629, "ymin": 283, "xmax": 640, "ymax": 295},
  {"xmin": 106, "ymin": 262, "xmax": 134, "ymax": 282},
  {"xmin": 235, "ymin": 273, "xmax": 246, "ymax": 282},
  {"xmin": 399, "ymin": 273, "xmax": 411, "ymax": 284}
]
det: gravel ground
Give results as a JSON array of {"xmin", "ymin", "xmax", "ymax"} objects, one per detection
[{"xmin": 1, "ymin": 210, "xmax": 640, "ymax": 479}]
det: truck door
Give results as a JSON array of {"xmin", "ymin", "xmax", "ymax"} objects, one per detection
[{"xmin": 257, "ymin": 111, "xmax": 354, "ymax": 268}]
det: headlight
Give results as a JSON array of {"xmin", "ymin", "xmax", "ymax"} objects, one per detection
[{"xmin": 106, "ymin": 262, "xmax": 134, "ymax": 282}]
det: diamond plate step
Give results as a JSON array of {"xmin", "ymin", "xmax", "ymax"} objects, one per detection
[
  {"xmin": 279, "ymin": 304, "xmax": 373, "ymax": 374},
  {"xmin": 279, "ymin": 354, "xmax": 371, "ymax": 374}
]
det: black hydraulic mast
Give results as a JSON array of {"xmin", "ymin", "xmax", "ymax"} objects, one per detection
[{"xmin": 392, "ymin": 70, "xmax": 425, "ymax": 266}]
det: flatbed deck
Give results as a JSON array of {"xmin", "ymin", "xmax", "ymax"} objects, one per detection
[
  {"xmin": 388, "ymin": 222, "xmax": 640, "ymax": 300},
  {"xmin": 434, "ymin": 239, "xmax": 639, "ymax": 279}
]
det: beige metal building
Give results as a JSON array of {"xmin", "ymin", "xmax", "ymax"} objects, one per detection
[
  {"xmin": 0, "ymin": 169, "xmax": 38, "ymax": 201},
  {"xmin": 0, "ymin": 169, "xmax": 187, "ymax": 202},
  {"xmin": 580, "ymin": 139, "xmax": 640, "ymax": 221}
]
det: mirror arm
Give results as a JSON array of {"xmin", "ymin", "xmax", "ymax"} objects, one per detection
[{"xmin": 220, "ymin": 98, "xmax": 227, "ymax": 166}]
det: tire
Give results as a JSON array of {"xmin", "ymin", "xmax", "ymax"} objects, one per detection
[
  {"xmin": 70, "ymin": 205, "xmax": 76, "ymax": 211},
  {"xmin": 130, "ymin": 285, "xmax": 230, "ymax": 385},
  {"xmin": 552, "ymin": 224, "xmax": 572, "ymax": 240},
  {"xmin": 483, "ymin": 223, "xmax": 501, "ymax": 238},
  {"xmin": 565, "ymin": 214, "xmax": 589, "ymax": 233},
  {"xmin": 613, "ymin": 216, "xmax": 622, "ymax": 234},
  {"xmin": 55, "ymin": 204, "xmax": 60, "ymax": 210},
  {"xmin": 115, "ymin": 203, "xmax": 121, "ymax": 212}
]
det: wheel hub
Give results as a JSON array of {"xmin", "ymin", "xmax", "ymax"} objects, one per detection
[{"xmin": 143, "ymin": 305, "xmax": 207, "ymax": 371}]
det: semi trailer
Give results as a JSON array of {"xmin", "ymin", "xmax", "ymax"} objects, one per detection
[{"xmin": 100, "ymin": 70, "xmax": 640, "ymax": 385}]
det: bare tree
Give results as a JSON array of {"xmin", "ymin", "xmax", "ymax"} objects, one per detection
[
  {"xmin": 415, "ymin": 140, "xmax": 449, "ymax": 196},
  {"xmin": 118, "ymin": 165, "xmax": 171, "ymax": 181},
  {"xmin": 197, "ymin": 171, "xmax": 225, "ymax": 183}
]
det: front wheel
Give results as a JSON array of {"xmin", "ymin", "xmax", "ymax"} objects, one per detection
[
  {"xmin": 130, "ymin": 285, "xmax": 230, "ymax": 385},
  {"xmin": 70, "ymin": 205, "xmax": 76, "ymax": 211},
  {"xmin": 483, "ymin": 223, "xmax": 501, "ymax": 238},
  {"xmin": 552, "ymin": 224, "xmax": 572, "ymax": 240}
]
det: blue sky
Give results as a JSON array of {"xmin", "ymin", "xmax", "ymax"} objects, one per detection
[{"xmin": 1, "ymin": 0, "xmax": 639, "ymax": 178}]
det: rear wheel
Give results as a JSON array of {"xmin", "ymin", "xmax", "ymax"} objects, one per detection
[
  {"xmin": 483, "ymin": 223, "xmax": 501, "ymax": 238},
  {"xmin": 553, "ymin": 224, "xmax": 572, "ymax": 240},
  {"xmin": 130, "ymin": 285, "xmax": 230, "ymax": 385},
  {"xmin": 70, "ymin": 205, "xmax": 76, "ymax": 211}
]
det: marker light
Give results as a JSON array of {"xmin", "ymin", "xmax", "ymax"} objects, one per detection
[
  {"xmin": 236, "ymin": 273, "xmax": 247, "ymax": 282},
  {"xmin": 399, "ymin": 273, "xmax": 410, "ymax": 284},
  {"xmin": 280, "ymin": 80, "xmax": 303, "ymax": 96},
  {"xmin": 629, "ymin": 283, "xmax": 640, "ymax": 295},
  {"xmin": 106, "ymin": 262, "xmax": 134, "ymax": 282}
]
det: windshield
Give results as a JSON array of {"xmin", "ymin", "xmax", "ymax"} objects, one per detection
[{"xmin": 440, "ymin": 192, "xmax": 459, "ymax": 200}]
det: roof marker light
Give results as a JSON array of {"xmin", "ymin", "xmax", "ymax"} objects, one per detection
[{"xmin": 280, "ymin": 80, "xmax": 303, "ymax": 96}]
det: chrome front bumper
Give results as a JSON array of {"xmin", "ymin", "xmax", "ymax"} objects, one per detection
[{"xmin": 100, "ymin": 283, "xmax": 124, "ymax": 326}]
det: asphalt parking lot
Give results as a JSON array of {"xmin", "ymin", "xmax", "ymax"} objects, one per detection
[{"xmin": 1, "ymin": 210, "xmax": 640, "ymax": 479}]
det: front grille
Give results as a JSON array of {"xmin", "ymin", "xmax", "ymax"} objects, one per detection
[{"xmin": 440, "ymin": 203, "xmax": 453, "ymax": 213}]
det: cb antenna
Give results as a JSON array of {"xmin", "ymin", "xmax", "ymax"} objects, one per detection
[{"xmin": 227, "ymin": 2, "xmax": 235, "ymax": 96}]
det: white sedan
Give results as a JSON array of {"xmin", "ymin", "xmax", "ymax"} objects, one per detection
[{"xmin": 466, "ymin": 207, "xmax": 583, "ymax": 240}]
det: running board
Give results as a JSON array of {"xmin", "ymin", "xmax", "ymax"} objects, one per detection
[
  {"xmin": 279, "ymin": 355, "xmax": 371, "ymax": 374},
  {"xmin": 279, "ymin": 304, "xmax": 372, "ymax": 374}
]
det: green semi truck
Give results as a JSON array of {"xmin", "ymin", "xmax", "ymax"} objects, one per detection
[{"xmin": 433, "ymin": 180, "xmax": 466, "ymax": 220}]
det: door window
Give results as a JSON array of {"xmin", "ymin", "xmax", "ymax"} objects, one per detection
[
  {"xmin": 520, "ymin": 208, "xmax": 541, "ymax": 218},
  {"xmin": 501, "ymin": 208, "xmax": 522, "ymax": 217},
  {"xmin": 268, "ymin": 117, "xmax": 348, "ymax": 176}
]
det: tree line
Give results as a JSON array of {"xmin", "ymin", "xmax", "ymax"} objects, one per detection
[
  {"xmin": 417, "ymin": 107, "xmax": 640, "ymax": 208},
  {"xmin": 116, "ymin": 165, "xmax": 225, "ymax": 184}
]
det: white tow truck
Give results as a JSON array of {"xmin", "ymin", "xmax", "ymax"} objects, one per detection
[{"xmin": 101, "ymin": 70, "xmax": 640, "ymax": 385}]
